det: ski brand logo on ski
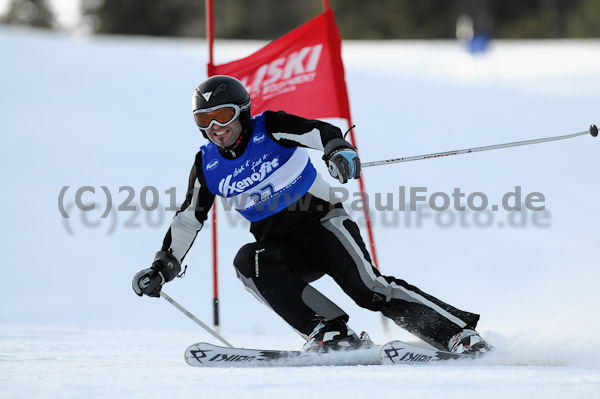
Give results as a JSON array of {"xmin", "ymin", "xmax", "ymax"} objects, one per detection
[
  {"xmin": 208, "ymin": 353, "xmax": 258, "ymax": 363},
  {"xmin": 189, "ymin": 348, "xmax": 210, "ymax": 363},
  {"xmin": 189, "ymin": 347, "xmax": 258, "ymax": 364},
  {"xmin": 382, "ymin": 345, "xmax": 433, "ymax": 363}
]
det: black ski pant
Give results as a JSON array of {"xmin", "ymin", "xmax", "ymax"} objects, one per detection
[{"xmin": 233, "ymin": 207, "xmax": 480, "ymax": 350}]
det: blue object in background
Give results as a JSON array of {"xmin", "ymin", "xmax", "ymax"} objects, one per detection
[{"xmin": 468, "ymin": 33, "xmax": 491, "ymax": 54}]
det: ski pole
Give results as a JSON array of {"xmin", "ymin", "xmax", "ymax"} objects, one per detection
[
  {"xmin": 361, "ymin": 124, "xmax": 598, "ymax": 168},
  {"xmin": 160, "ymin": 291, "xmax": 233, "ymax": 348}
]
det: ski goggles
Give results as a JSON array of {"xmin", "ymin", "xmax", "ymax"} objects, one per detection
[{"xmin": 193, "ymin": 103, "xmax": 249, "ymax": 130}]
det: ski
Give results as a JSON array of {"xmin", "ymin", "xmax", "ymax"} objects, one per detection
[
  {"xmin": 184, "ymin": 340, "xmax": 480, "ymax": 368},
  {"xmin": 379, "ymin": 340, "xmax": 476, "ymax": 365},
  {"xmin": 185, "ymin": 342, "xmax": 382, "ymax": 367}
]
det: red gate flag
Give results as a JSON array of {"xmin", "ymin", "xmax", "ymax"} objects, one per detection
[{"xmin": 209, "ymin": 10, "xmax": 351, "ymax": 121}]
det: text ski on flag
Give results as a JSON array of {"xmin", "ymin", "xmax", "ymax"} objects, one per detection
[{"xmin": 209, "ymin": 10, "xmax": 351, "ymax": 121}]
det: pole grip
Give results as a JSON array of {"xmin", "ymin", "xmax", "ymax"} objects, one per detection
[{"xmin": 213, "ymin": 298, "xmax": 220, "ymax": 332}]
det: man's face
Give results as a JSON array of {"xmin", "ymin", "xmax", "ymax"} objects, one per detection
[{"xmin": 205, "ymin": 118, "xmax": 242, "ymax": 148}]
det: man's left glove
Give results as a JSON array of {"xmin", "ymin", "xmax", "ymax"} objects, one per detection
[
  {"xmin": 132, "ymin": 250, "xmax": 182, "ymax": 298},
  {"xmin": 323, "ymin": 138, "xmax": 361, "ymax": 184}
]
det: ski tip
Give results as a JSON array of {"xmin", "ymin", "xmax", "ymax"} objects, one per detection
[{"xmin": 590, "ymin": 124, "xmax": 598, "ymax": 137}]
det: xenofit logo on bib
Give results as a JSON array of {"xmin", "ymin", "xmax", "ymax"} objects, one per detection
[
  {"xmin": 219, "ymin": 158, "xmax": 280, "ymax": 196},
  {"xmin": 253, "ymin": 133, "xmax": 266, "ymax": 144},
  {"xmin": 206, "ymin": 159, "xmax": 219, "ymax": 171}
]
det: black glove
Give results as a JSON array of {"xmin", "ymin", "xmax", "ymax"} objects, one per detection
[
  {"xmin": 323, "ymin": 138, "xmax": 361, "ymax": 184},
  {"xmin": 132, "ymin": 250, "xmax": 182, "ymax": 297}
]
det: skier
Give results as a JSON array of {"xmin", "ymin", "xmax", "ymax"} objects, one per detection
[{"xmin": 132, "ymin": 75, "xmax": 491, "ymax": 355}]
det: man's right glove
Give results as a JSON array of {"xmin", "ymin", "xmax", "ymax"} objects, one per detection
[
  {"xmin": 323, "ymin": 138, "xmax": 361, "ymax": 184},
  {"xmin": 132, "ymin": 250, "xmax": 181, "ymax": 298}
]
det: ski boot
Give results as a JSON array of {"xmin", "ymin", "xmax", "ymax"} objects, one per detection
[
  {"xmin": 448, "ymin": 329, "xmax": 492, "ymax": 355},
  {"xmin": 303, "ymin": 318, "xmax": 366, "ymax": 352}
]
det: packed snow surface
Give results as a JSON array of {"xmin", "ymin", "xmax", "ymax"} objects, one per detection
[{"xmin": 1, "ymin": 27, "xmax": 599, "ymax": 398}]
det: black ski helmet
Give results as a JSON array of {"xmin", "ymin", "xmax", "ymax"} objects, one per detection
[{"xmin": 192, "ymin": 75, "xmax": 252, "ymax": 142}]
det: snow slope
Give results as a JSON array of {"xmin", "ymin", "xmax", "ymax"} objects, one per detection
[{"xmin": 1, "ymin": 26, "xmax": 599, "ymax": 398}]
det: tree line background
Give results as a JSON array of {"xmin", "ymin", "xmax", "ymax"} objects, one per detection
[{"xmin": 2, "ymin": 0, "xmax": 599, "ymax": 39}]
